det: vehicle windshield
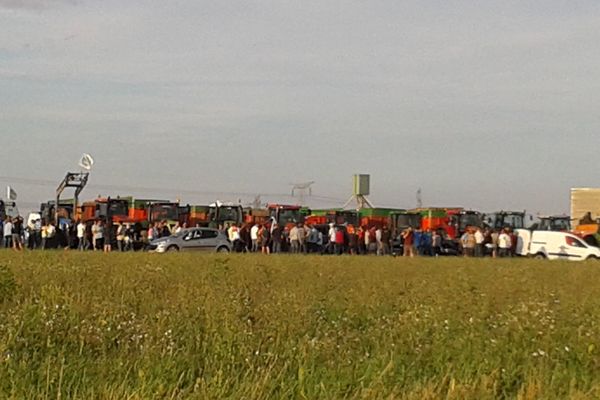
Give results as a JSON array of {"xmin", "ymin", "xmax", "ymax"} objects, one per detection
[
  {"xmin": 394, "ymin": 214, "xmax": 421, "ymax": 229},
  {"xmin": 334, "ymin": 212, "xmax": 358, "ymax": 226},
  {"xmin": 108, "ymin": 200, "xmax": 129, "ymax": 217},
  {"xmin": 496, "ymin": 214, "xmax": 524, "ymax": 229},
  {"xmin": 150, "ymin": 204, "xmax": 179, "ymax": 222},
  {"xmin": 214, "ymin": 206, "xmax": 241, "ymax": 223},
  {"xmin": 277, "ymin": 209, "xmax": 301, "ymax": 225},
  {"xmin": 540, "ymin": 218, "xmax": 571, "ymax": 231},
  {"xmin": 459, "ymin": 213, "xmax": 482, "ymax": 230}
]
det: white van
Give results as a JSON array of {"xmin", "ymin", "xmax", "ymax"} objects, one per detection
[{"xmin": 515, "ymin": 229, "xmax": 600, "ymax": 261}]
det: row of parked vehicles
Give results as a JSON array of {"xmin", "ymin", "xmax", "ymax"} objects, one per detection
[{"xmin": 5, "ymin": 173, "xmax": 600, "ymax": 259}]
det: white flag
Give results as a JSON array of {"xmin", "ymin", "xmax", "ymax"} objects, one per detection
[
  {"xmin": 6, "ymin": 186, "xmax": 17, "ymax": 201},
  {"xmin": 79, "ymin": 153, "xmax": 94, "ymax": 171}
]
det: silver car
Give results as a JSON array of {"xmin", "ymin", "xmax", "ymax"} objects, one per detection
[{"xmin": 149, "ymin": 228, "xmax": 232, "ymax": 253}]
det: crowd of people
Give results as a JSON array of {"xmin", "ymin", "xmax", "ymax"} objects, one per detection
[
  {"xmin": 224, "ymin": 222, "xmax": 519, "ymax": 258},
  {"xmin": 2, "ymin": 214, "xmax": 518, "ymax": 257}
]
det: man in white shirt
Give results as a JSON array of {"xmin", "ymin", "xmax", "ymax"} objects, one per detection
[
  {"xmin": 250, "ymin": 224, "xmax": 259, "ymax": 252},
  {"xmin": 498, "ymin": 229, "xmax": 512, "ymax": 258},
  {"xmin": 474, "ymin": 228, "xmax": 485, "ymax": 257},
  {"xmin": 77, "ymin": 221, "xmax": 87, "ymax": 251},
  {"xmin": 3, "ymin": 217, "xmax": 13, "ymax": 249}
]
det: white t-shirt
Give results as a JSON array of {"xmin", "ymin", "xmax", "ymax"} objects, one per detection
[
  {"xmin": 498, "ymin": 233, "xmax": 511, "ymax": 249},
  {"xmin": 250, "ymin": 225, "xmax": 259, "ymax": 240},
  {"xmin": 328, "ymin": 227, "xmax": 336, "ymax": 243},
  {"xmin": 77, "ymin": 223, "xmax": 86, "ymax": 238},
  {"xmin": 3, "ymin": 222, "xmax": 13, "ymax": 237},
  {"xmin": 474, "ymin": 231, "xmax": 484, "ymax": 245}
]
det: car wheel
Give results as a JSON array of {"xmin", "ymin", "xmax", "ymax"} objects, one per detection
[
  {"xmin": 217, "ymin": 246, "xmax": 230, "ymax": 253},
  {"xmin": 534, "ymin": 253, "xmax": 546, "ymax": 260},
  {"xmin": 586, "ymin": 255, "xmax": 599, "ymax": 260},
  {"xmin": 167, "ymin": 245, "xmax": 179, "ymax": 252}
]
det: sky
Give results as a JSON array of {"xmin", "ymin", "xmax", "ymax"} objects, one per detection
[{"xmin": 1, "ymin": 0, "xmax": 599, "ymax": 214}]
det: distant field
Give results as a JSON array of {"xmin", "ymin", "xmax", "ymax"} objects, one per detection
[{"xmin": 0, "ymin": 252, "xmax": 599, "ymax": 399}]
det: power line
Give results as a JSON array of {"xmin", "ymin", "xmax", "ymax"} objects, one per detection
[{"xmin": 0, "ymin": 175, "xmax": 347, "ymax": 204}]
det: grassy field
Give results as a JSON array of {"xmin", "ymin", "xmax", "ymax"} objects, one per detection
[{"xmin": 0, "ymin": 252, "xmax": 599, "ymax": 399}]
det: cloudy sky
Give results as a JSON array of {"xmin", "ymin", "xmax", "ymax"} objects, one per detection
[{"xmin": 1, "ymin": 0, "xmax": 599, "ymax": 213}]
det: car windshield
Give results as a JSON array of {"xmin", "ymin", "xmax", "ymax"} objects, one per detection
[{"xmin": 150, "ymin": 204, "xmax": 179, "ymax": 221}]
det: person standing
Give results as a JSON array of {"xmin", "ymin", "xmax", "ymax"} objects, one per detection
[
  {"xmin": 326, "ymin": 224, "xmax": 336, "ymax": 254},
  {"xmin": 490, "ymin": 229, "xmax": 500, "ymax": 258},
  {"xmin": 260, "ymin": 225, "xmax": 271, "ymax": 254},
  {"xmin": 463, "ymin": 229, "xmax": 476, "ymax": 257},
  {"xmin": 271, "ymin": 223, "xmax": 283, "ymax": 254},
  {"xmin": 40, "ymin": 220, "xmax": 48, "ymax": 250},
  {"xmin": 27, "ymin": 217, "xmax": 36, "ymax": 249},
  {"xmin": 3, "ymin": 217, "xmax": 13, "ymax": 249},
  {"xmin": 413, "ymin": 228, "xmax": 423, "ymax": 256},
  {"xmin": 77, "ymin": 220, "xmax": 86, "ymax": 251},
  {"xmin": 335, "ymin": 227, "xmax": 345, "ymax": 255},
  {"xmin": 402, "ymin": 228, "xmax": 415, "ymax": 257},
  {"xmin": 357, "ymin": 227, "xmax": 366, "ymax": 255},
  {"xmin": 368, "ymin": 227, "xmax": 378, "ymax": 254},
  {"xmin": 92, "ymin": 220, "xmax": 104, "ymax": 251},
  {"xmin": 115, "ymin": 222, "xmax": 125, "ymax": 252},
  {"xmin": 12, "ymin": 217, "xmax": 23, "ymax": 251},
  {"xmin": 289, "ymin": 224, "xmax": 300, "ymax": 254},
  {"xmin": 103, "ymin": 222, "xmax": 112, "ymax": 253},
  {"xmin": 46, "ymin": 222, "xmax": 56, "ymax": 249},
  {"xmin": 432, "ymin": 230, "xmax": 442, "ymax": 256},
  {"xmin": 474, "ymin": 228, "xmax": 485, "ymax": 257},
  {"xmin": 347, "ymin": 225, "xmax": 358, "ymax": 255},
  {"xmin": 498, "ymin": 229, "xmax": 512, "ymax": 258},
  {"xmin": 250, "ymin": 223, "xmax": 259, "ymax": 252},
  {"xmin": 306, "ymin": 225, "xmax": 319, "ymax": 253},
  {"xmin": 380, "ymin": 226, "xmax": 391, "ymax": 256},
  {"xmin": 297, "ymin": 223, "xmax": 307, "ymax": 254},
  {"xmin": 375, "ymin": 226, "xmax": 383, "ymax": 256},
  {"xmin": 228, "ymin": 224, "xmax": 241, "ymax": 252}
]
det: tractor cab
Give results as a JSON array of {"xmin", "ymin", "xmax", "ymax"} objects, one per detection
[
  {"xmin": 148, "ymin": 202, "xmax": 188, "ymax": 226},
  {"xmin": 0, "ymin": 200, "xmax": 19, "ymax": 221},
  {"xmin": 41, "ymin": 200, "xmax": 76, "ymax": 225},
  {"xmin": 449, "ymin": 210, "xmax": 483, "ymax": 236},
  {"xmin": 95, "ymin": 198, "xmax": 130, "ymax": 222},
  {"xmin": 484, "ymin": 211, "xmax": 526, "ymax": 230},
  {"xmin": 268, "ymin": 204, "xmax": 306, "ymax": 228},
  {"xmin": 208, "ymin": 203, "xmax": 244, "ymax": 228},
  {"xmin": 389, "ymin": 211, "xmax": 421, "ymax": 234},
  {"xmin": 533, "ymin": 215, "xmax": 571, "ymax": 232}
]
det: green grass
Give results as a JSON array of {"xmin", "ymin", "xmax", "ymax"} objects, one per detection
[{"xmin": 0, "ymin": 252, "xmax": 600, "ymax": 399}]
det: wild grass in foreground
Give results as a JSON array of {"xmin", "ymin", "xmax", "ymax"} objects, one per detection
[{"xmin": 0, "ymin": 252, "xmax": 599, "ymax": 399}]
